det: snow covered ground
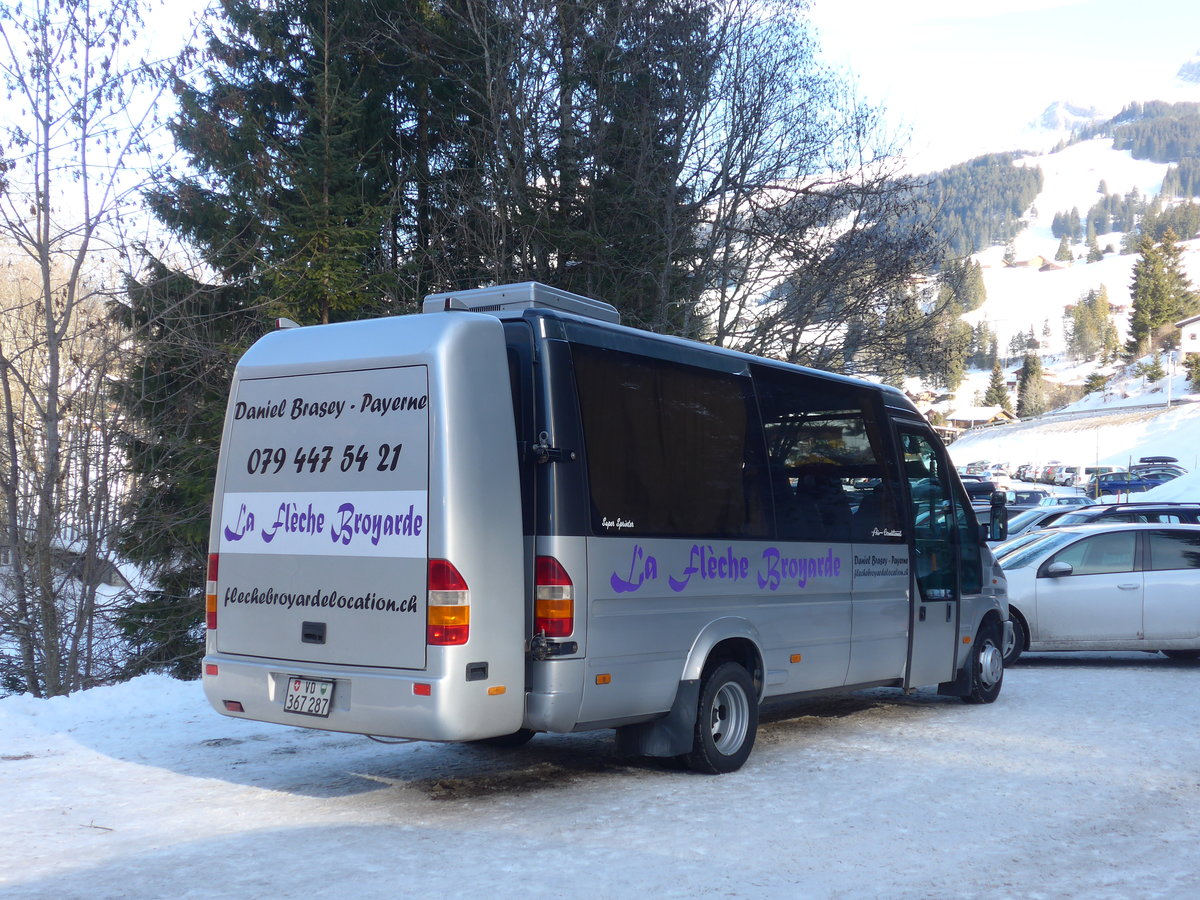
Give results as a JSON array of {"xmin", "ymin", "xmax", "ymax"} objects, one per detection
[
  {"xmin": 4, "ymin": 660, "xmax": 1200, "ymax": 900},
  {"xmin": 948, "ymin": 398, "xmax": 1200, "ymax": 479}
]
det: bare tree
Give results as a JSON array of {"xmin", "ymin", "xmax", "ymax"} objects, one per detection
[{"xmin": 0, "ymin": 0, "xmax": 164, "ymax": 696}]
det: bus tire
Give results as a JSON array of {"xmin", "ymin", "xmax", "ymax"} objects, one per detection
[
  {"xmin": 683, "ymin": 661, "xmax": 757, "ymax": 774},
  {"xmin": 1162, "ymin": 650, "xmax": 1200, "ymax": 661},
  {"xmin": 963, "ymin": 622, "xmax": 1004, "ymax": 705}
]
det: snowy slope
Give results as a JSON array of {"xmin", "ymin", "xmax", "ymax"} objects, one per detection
[
  {"xmin": 933, "ymin": 136, "xmax": 1200, "ymax": 448},
  {"xmin": 962, "ymin": 138, "xmax": 1198, "ymax": 361}
]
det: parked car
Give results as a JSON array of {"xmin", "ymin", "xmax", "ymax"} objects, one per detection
[
  {"xmin": 1133, "ymin": 455, "xmax": 1180, "ymax": 468},
  {"xmin": 1067, "ymin": 465, "xmax": 1119, "ymax": 489},
  {"xmin": 998, "ymin": 489, "xmax": 1051, "ymax": 511},
  {"xmin": 1054, "ymin": 466, "xmax": 1083, "ymax": 487},
  {"xmin": 962, "ymin": 480, "xmax": 1002, "ymax": 504},
  {"xmin": 1089, "ymin": 471, "xmax": 1173, "ymax": 497},
  {"xmin": 1037, "ymin": 495, "xmax": 1094, "ymax": 508},
  {"xmin": 1045, "ymin": 502, "xmax": 1200, "ymax": 527},
  {"xmin": 1130, "ymin": 457, "xmax": 1187, "ymax": 482},
  {"xmin": 996, "ymin": 523, "xmax": 1200, "ymax": 664}
]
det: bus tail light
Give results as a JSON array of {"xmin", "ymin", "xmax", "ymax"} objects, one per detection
[
  {"xmin": 535, "ymin": 556, "xmax": 574, "ymax": 637},
  {"xmin": 428, "ymin": 559, "xmax": 470, "ymax": 645},
  {"xmin": 206, "ymin": 554, "xmax": 219, "ymax": 630}
]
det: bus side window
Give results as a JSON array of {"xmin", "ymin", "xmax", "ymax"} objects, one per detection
[
  {"xmin": 751, "ymin": 365, "xmax": 903, "ymax": 543},
  {"xmin": 571, "ymin": 344, "xmax": 771, "ymax": 539}
]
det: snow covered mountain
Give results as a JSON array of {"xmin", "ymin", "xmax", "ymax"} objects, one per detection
[
  {"xmin": 1029, "ymin": 101, "xmax": 1107, "ymax": 138},
  {"xmin": 922, "ymin": 133, "xmax": 1200, "ymax": 466},
  {"xmin": 1176, "ymin": 50, "xmax": 1200, "ymax": 87}
]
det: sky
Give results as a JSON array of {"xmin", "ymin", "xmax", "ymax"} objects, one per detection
[{"xmin": 809, "ymin": 0, "xmax": 1200, "ymax": 171}]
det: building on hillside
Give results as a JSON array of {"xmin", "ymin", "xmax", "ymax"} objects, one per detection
[
  {"xmin": 1177, "ymin": 314, "xmax": 1200, "ymax": 354},
  {"xmin": 1004, "ymin": 255, "xmax": 1047, "ymax": 269},
  {"xmin": 945, "ymin": 406, "xmax": 1018, "ymax": 430}
]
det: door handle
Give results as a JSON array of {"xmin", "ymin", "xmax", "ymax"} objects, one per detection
[{"xmin": 1118, "ymin": 583, "xmax": 1139, "ymax": 590}]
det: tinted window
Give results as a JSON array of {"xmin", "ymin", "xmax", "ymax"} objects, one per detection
[
  {"xmin": 1055, "ymin": 510, "xmax": 1132, "ymax": 525},
  {"xmin": 1147, "ymin": 530, "xmax": 1200, "ymax": 570},
  {"xmin": 572, "ymin": 344, "xmax": 770, "ymax": 538},
  {"xmin": 997, "ymin": 530, "xmax": 1075, "ymax": 569},
  {"xmin": 1047, "ymin": 531, "xmax": 1136, "ymax": 576},
  {"xmin": 752, "ymin": 365, "xmax": 902, "ymax": 543}
]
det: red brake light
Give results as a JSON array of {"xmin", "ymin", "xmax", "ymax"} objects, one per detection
[
  {"xmin": 206, "ymin": 553, "xmax": 219, "ymax": 629},
  {"xmin": 535, "ymin": 556, "xmax": 574, "ymax": 637},
  {"xmin": 428, "ymin": 559, "xmax": 469, "ymax": 645}
]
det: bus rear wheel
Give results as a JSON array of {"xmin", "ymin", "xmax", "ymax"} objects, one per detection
[{"xmin": 683, "ymin": 661, "xmax": 758, "ymax": 774}]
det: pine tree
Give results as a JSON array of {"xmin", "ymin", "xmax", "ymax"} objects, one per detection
[
  {"xmin": 1138, "ymin": 352, "xmax": 1167, "ymax": 382},
  {"xmin": 1186, "ymin": 354, "xmax": 1200, "ymax": 391},
  {"xmin": 1016, "ymin": 354, "xmax": 1046, "ymax": 418},
  {"xmin": 966, "ymin": 260, "xmax": 987, "ymax": 310},
  {"xmin": 1127, "ymin": 229, "xmax": 1200, "ymax": 354},
  {"xmin": 1055, "ymin": 235, "xmax": 1073, "ymax": 262},
  {"xmin": 983, "ymin": 360, "xmax": 1012, "ymax": 413},
  {"xmin": 1083, "ymin": 371, "xmax": 1109, "ymax": 394}
]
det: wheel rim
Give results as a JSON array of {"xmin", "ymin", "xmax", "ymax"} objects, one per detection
[
  {"xmin": 709, "ymin": 681, "xmax": 750, "ymax": 755},
  {"xmin": 978, "ymin": 639, "xmax": 1003, "ymax": 688}
]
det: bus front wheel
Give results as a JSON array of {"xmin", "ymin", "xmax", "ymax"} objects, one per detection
[
  {"xmin": 963, "ymin": 623, "xmax": 1004, "ymax": 705},
  {"xmin": 683, "ymin": 661, "xmax": 758, "ymax": 774}
]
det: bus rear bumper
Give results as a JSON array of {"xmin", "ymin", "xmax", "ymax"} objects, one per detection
[{"xmin": 202, "ymin": 654, "xmax": 520, "ymax": 741}]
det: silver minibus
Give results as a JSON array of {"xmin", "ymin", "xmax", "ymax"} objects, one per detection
[{"xmin": 203, "ymin": 282, "xmax": 1009, "ymax": 773}]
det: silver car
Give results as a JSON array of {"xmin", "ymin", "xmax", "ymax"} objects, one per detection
[{"xmin": 997, "ymin": 523, "xmax": 1200, "ymax": 664}]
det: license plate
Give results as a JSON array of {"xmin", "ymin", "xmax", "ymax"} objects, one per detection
[{"xmin": 283, "ymin": 676, "xmax": 334, "ymax": 717}]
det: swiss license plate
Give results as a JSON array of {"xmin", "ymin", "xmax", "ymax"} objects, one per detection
[{"xmin": 283, "ymin": 676, "xmax": 334, "ymax": 718}]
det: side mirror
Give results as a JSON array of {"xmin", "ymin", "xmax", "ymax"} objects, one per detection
[
  {"xmin": 987, "ymin": 491, "xmax": 1008, "ymax": 542},
  {"xmin": 1045, "ymin": 561, "xmax": 1073, "ymax": 577}
]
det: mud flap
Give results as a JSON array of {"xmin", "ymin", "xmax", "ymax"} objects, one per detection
[
  {"xmin": 615, "ymin": 679, "xmax": 700, "ymax": 758},
  {"xmin": 936, "ymin": 660, "xmax": 970, "ymax": 697}
]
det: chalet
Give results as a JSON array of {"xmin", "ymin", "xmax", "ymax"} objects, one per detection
[
  {"xmin": 1004, "ymin": 255, "xmax": 1047, "ymax": 269},
  {"xmin": 945, "ymin": 405, "xmax": 1018, "ymax": 430},
  {"xmin": 1177, "ymin": 314, "xmax": 1200, "ymax": 354}
]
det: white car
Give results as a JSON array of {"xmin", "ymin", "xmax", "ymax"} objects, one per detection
[
  {"xmin": 996, "ymin": 523, "xmax": 1200, "ymax": 664},
  {"xmin": 1053, "ymin": 465, "xmax": 1083, "ymax": 487}
]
